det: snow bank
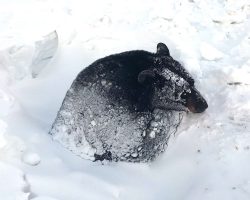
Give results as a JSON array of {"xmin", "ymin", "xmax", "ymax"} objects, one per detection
[
  {"xmin": 0, "ymin": 161, "xmax": 29, "ymax": 200},
  {"xmin": 0, "ymin": 0, "xmax": 250, "ymax": 199}
]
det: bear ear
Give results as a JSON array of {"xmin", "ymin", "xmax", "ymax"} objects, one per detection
[
  {"xmin": 138, "ymin": 70, "xmax": 155, "ymax": 84},
  {"xmin": 156, "ymin": 43, "xmax": 170, "ymax": 56}
]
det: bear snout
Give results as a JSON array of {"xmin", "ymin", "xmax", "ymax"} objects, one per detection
[{"xmin": 186, "ymin": 88, "xmax": 208, "ymax": 113}]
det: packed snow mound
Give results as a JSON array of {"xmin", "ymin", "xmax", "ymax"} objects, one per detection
[
  {"xmin": 0, "ymin": 89, "xmax": 16, "ymax": 117},
  {"xmin": 0, "ymin": 119, "xmax": 26, "ymax": 162},
  {"xmin": 0, "ymin": 31, "xmax": 58, "ymax": 83},
  {"xmin": 0, "ymin": 162, "xmax": 30, "ymax": 200},
  {"xmin": 22, "ymin": 152, "xmax": 41, "ymax": 166}
]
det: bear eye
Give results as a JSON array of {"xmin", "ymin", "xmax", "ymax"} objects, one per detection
[
  {"xmin": 153, "ymin": 68, "xmax": 159, "ymax": 74},
  {"xmin": 156, "ymin": 74, "xmax": 172, "ymax": 88},
  {"xmin": 180, "ymin": 91, "xmax": 188, "ymax": 99}
]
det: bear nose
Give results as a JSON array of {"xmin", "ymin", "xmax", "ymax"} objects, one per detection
[
  {"xmin": 186, "ymin": 88, "xmax": 208, "ymax": 113},
  {"xmin": 187, "ymin": 98, "xmax": 208, "ymax": 113},
  {"xmin": 192, "ymin": 100, "xmax": 208, "ymax": 113}
]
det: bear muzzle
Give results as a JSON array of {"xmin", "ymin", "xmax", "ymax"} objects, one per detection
[{"xmin": 186, "ymin": 87, "xmax": 208, "ymax": 113}]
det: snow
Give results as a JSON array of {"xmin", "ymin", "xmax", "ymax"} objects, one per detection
[
  {"xmin": 0, "ymin": 120, "xmax": 7, "ymax": 148},
  {"xmin": 31, "ymin": 31, "xmax": 58, "ymax": 78},
  {"xmin": 32, "ymin": 197, "xmax": 58, "ymax": 200},
  {"xmin": 200, "ymin": 42, "xmax": 225, "ymax": 61},
  {"xmin": 0, "ymin": 162, "xmax": 29, "ymax": 200},
  {"xmin": 0, "ymin": 0, "xmax": 250, "ymax": 199},
  {"xmin": 22, "ymin": 152, "xmax": 41, "ymax": 166}
]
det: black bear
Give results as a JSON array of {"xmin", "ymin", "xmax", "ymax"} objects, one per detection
[{"xmin": 49, "ymin": 43, "xmax": 208, "ymax": 162}]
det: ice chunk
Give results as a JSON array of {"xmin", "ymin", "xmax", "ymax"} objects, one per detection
[
  {"xmin": 0, "ymin": 31, "xmax": 58, "ymax": 82},
  {"xmin": 22, "ymin": 152, "xmax": 41, "ymax": 166},
  {"xmin": 31, "ymin": 31, "xmax": 58, "ymax": 78},
  {"xmin": 0, "ymin": 44, "xmax": 34, "ymax": 81}
]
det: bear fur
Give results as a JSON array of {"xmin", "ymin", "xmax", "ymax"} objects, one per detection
[{"xmin": 49, "ymin": 43, "xmax": 208, "ymax": 162}]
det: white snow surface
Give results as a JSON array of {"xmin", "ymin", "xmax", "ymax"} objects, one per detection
[
  {"xmin": 22, "ymin": 152, "xmax": 41, "ymax": 166},
  {"xmin": 0, "ymin": 0, "xmax": 250, "ymax": 199}
]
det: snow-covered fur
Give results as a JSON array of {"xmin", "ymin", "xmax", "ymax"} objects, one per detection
[{"xmin": 49, "ymin": 43, "xmax": 208, "ymax": 162}]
